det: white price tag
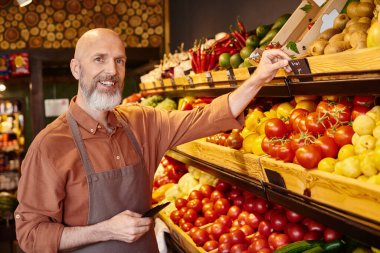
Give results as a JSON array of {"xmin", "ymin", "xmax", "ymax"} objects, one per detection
[{"xmin": 313, "ymin": 0, "xmax": 327, "ymax": 7}]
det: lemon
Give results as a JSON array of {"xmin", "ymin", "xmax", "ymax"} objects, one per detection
[
  {"xmin": 352, "ymin": 133, "xmax": 360, "ymax": 146},
  {"xmin": 242, "ymin": 133, "xmax": 259, "ymax": 153},
  {"xmin": 341, "ymin": 156, "xmax": 361, "ymax": 178},
  {"xmin": 360, "ymin": 152, "xmax": 378, "ymax": 176},
  {"xmin": 241, "ymin": 127, "xmax": 254, "ymax": 139},
  {"xmin": 373, "ymin": 125, "xmax": 380, "ymax": 139},
  {"xmin": 318, "ymin": 157, "xmax": 337, "ymax": 173},
  {"xmin": 357, "ymin": 175, "xmax": 369, "ymax": 182},
  {"xmin": 353, "ymin": 115, "xmax": 376, "ymax": 136},
  {"xmin": 354, "ymin": 135, "xmax": 376, "ymax": 154},
  {"xmin": 338, "ymin": 144, "xmax": 355, "ymax": 160},
  {"xmin": 251, "ymin": 134, "xmax": 266, "ymax": 155}
]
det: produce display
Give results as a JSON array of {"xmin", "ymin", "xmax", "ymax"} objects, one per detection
[{"xmin": 0, "ymin": 191, "xmax": 18, "ymax": 221}]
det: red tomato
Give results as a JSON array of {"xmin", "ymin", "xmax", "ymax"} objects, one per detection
[
  {"xmin": 240, "ymin": 224, "xmax": 255, "ymax": 236},
  {"xmin": 267, "ymin": 140, "xmax": 282, "ymax": 160},
  {"xmin": 194, "ymin": 217, "xmax": 208, "ymax": 227},
  {"xmin": 289, "ymin": 109, "xmax": 309, "ymax": 131},
  {"xmin": 189, "ymin": 190, "xmax": 203, "ymax": 200},
  {"xmin": 210, "ymin": 222, "xmax": 229, "ymax": 240},
  {"xmin": 303, "ymin": 230, "xmax": 323, "ymax": 240},
  {"xmin": 233, "ymin": 196, "xmax": 245, "ymax": 208},
  {"xmin": 231, "ymin": 230, "xmax": 246, "ymax": 244},
  {"xmin": 243, "ymin": 198, "xmax": 255, "ymax": 213},
  {"xmin": 305, "ymin": 219, "xmax": 325, "ymax": 232},
  {"xmin": 351, "ymin": 105, "xmax": 370, "ymax": 121},
  {"xmin": 202, "ymin": 198, "xmax": 212, "ymax": 205},
  {"xmin": 289, "ymin": 132, "xmax": 314, "ymax": 151},
  {"xmin": 314, "ymin": 135, "xmax": 339, "ymax": 158},
  {"xmin": 210, "ymin": 190, "xmax": 225, "ymax": 202},
  {"xmin": 199, "ymin": 184, "xmax": 214, "ymax": 199},
  {"xmin": 333, "ymin": 125, "xmax": 354, "ymax": 147},
  {"xmin": 265, "ymin": 118, "xmax": 288, "ymax": 138},
  {"xmin": 219, "ymin": 233, "xmax": 233, "ymax": 244},
  {"xmin": 215, "ymin": 215, "xmax": 233, "ymax": 228},
  {"xmin": 202, "ymin": 202, "xmax": 214, "ymax": 214},
  {"xmin": 258, "ymin": 220, "xmax": 274, "ymax": 237},
  {"xmin": 295, "ymin": 144, "xmax": 323, "ymax": 169},
  {"xmin": 214, "ymin": 198, "xmax": 231, "ymax": 216},
  {"xmin": 179, "ymin": 218, "xmax": 186, "ymax": 227},
  {"xmin": 248, "ymin": 238, "xmax": 270, "ymax": 253},
  {"xmin": 175, "ymin": 198, "xmax": 188, "ymax": 210},
  {"xmin": 170, "ymin": 210, "xmax": 182, "ymax": 224},
  {"xmin": 203, "ymin": 240, "xmax": 219, "ymax": 252},
  {"xmin": 332, "ymin": 103, "xmax": 351, "ymax": 124},
  {"xmin": 227, "ymin": 205, "xmax": 242, "ymax": 220},
  {"xmin": 179, "ymin": 207, "xmax": 188, "ymax": 216},
  {"xmin": 252, "ymin": 198, "xmax": 269, "ymax": 214},
  {"xmin": 270, "ymin": 211, "xmax": 288, "ymax": 231},
  {"xmin": 277, "ymin": 141, "xmax": 296, "ymax": 163},
  {"xmin": 305, "ymin": 112, "xmax": 328, "ymax": 136},
  {"xmin": 227, "ymin": 189, "xmax": 242, "ymax": 202},
  {"xmin": 271, "ymin": 234, "xmax": 291, "ymax": 250},
  {"xmin": 246, "ymin": 212, "xmax": 263, "ymax": 229},
  {"xmin": 183, "ymin": 208, "xmax": 198, "ymax": 223},
  {"xmin": 231, "ymin": 243, "xmax": 249, "ymax": 253},
  {"xmin": 204, "ymin": 209, "xmax": 219, "ymax": 223},
  {"xmin": 261, "ymin": 137, "xmax": 271, "ymax": 154},
  {"xmin": 192, "ymin": 228, "xmax": 210, "ymax": 247},
  {"xmin": 316, "ymin": 100, "xmax": 331, "ymax": 114},
  {"xmin": 180, "ymin": 222, "xmax": 193, "ymax": 232},
  {"xmin": 353, "ymin": 96, "xmax": 375, "ymax": 108},
  {"xmin": 323, "ymin": 228, "xmax": 342, "ymax": 242},
  {"xmin": 189, "ymin": 227, "xmax": 200, "ymax": 238},
  {"xmin": 218, "ymin": 242, "xmax": 233, "ymax": 253},
  {"xmin": 285, "ymin": 223, "xmax": 307, "ymax": 242},
  {"xmin": 285, "ymin": 210, "xmax": 304, "ymax": 223},
  {"xmin": 324, "ymin": 127, "xmax": 336, "ymax": 139},
  {"xmin": 257, "ymin": 248, "xmax": 273, "ymax": 253},
  {"xmin": 215, "ymin": 180, "xmax": 232, "ymax": 193},
  {"xmin": 187, "ymin": 199, "xmax": 202, "ymax": 213}
]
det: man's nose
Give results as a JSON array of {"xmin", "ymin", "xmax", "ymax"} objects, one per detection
[{"xmin": 105, "ymin": 61, "xmax": 117, "ymax": 75}]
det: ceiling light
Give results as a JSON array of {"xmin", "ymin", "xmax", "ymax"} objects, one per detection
[
  {"xmin": 0, "ymin": 83, "xmax": 6, "ymax": 92},
  {"xmin": 17, "ymin": 0, "xmax": 32, "ymax": 7}
]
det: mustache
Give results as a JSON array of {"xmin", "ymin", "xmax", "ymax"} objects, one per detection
[{"xmin": 96, "ymin": 75, "xmax": 120, "ymax": 83}]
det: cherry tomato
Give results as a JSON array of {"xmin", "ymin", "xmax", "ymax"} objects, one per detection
[
  {"xmin": 233, "ymin": 196, "xmax": 245, "ymax": 208},
  {"xmin": 231, "ymin": 243, "xmax": 248, "ymax": 253},
  {"xmin": 252, "ymin": 198, "xmax": 269, "ymax": 214},
  {"xmin": 187, "ymin": 199, "xmax": 202, "ymax": 213},
  {"xmin": 199, "ymin": 184, "xmax": 214, "ymax": 199},
  {"xmin": 333, "ymin": 125, "xmax": 354, "ymax": 147},
  {"xmin": 170, "ymin": 210, "xmax": 182, "ymax": 224},
  {"xmin": 265, "ymin": 118, "xmax": 288, "ymax": 138},
  {"xmin": 214, "ymin": 198, "xmax": 231, "ymax": 216},
  {"xmin": 243, "ymin": 198, "xmax": 255, "ymax": 213},
  {"xmin": 248, "ymin": 238, "xmax": 270, "ymax": 253},
  {"xmin": 189, "ymin": 190, "xmax": 203, "ymax": 200},
  {"xmin": 258, "ymin": 220, "xmax": 274, "ymax": 237},
  {"xmin": 231, "ymin": 230, "xmax": 246, "ymax": 244},
  {"xmin": 215, "ymin": 180, "xmax": 232, "ymax": 193},
  {"xmin": 219, "ymin": 233, "xmax": 233, "ymax": 244},
  {"xmin": 285, "ymin": 223, "xmax": 307, "ymax": 242},
  {"xmin": 246, "ymin": 212, "xmax": 263, "ymax": 229},
  {"xmin": 210, "ymin": 222, "xmax": 229, "ymax": 240},
  {"xmin": 204, "ymin": 209, "xmax": 218, "ymax": 223},
  {"xmin": 203, "ymin": 240, "xmax": 219, "ymax": 252},
  {"xmin": 180, "ymin": 222, "xmax": 193, "ymax": 232},
  {"xmin": 270, "ymin": 211, "xmax": 288, "ymax": 231},
  {"xmin": 323, "ymin": 228, "xmax": 343, "ymax": 242},
  {"xmin": 271, "ymin": 233, "xmax": 291, "ymax": 250},
  {"xmin": 285, "ymin": 210, "xmax": 304, "ymax": 223},
  {"xmin": 202, "ymin": 202, "xmax": 214, "ymax": 214},
  {"xmin": 218, "ymin": 242, "xmax": 233, "ymax": 253},
  {"xmin": 215, "ymin": 215, "xmax": 233, "ymax": 228},
  {"xmin": 303, "ymin": 230, "xmax": 323, "ymax": 240},
  {"xmin": 175, "ymin": 198, "xmax": 188, "ymax": 210},
  {"xmin": 210, "ymin": 190, "xmax": 225, "ymax": 201},
  {"xmin": 295, "ymin": 144, "xmax": 323, "ymax": 169},
  {"xmin": 227, "ymin": 205, "xmax": 242, "ymax": 220},
  {"xmin": 314, "ymin": 135, "xmax": 339, "ymax": 158},
  {"xmin": 183, "ymin": 208, "xmax": 198, "ymax": 223},
  {"xmin": 192, "ymin": 228, "xmax": 210, "ymax": 247}
]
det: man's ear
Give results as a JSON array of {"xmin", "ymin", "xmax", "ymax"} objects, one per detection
[{"xmin": 70, "ymin": 59, "xmax": 80, "ymax": 80}]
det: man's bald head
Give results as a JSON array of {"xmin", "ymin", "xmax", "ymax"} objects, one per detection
[{"xmin": 74, "ymin": 28, "xmax": 124, "ymax": 60}]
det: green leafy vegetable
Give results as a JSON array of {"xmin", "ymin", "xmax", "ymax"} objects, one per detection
[
  {"xmin": 286, "ymin": 41, "xmax": 300, "ymax": 54},
  {"xmin": 301, "ymin": 3, "xmax": 312, "ymax": 13}
]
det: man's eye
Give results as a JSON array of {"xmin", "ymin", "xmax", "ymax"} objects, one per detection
[
  {"xmin": 95, "ymin": 57, "xmax": 103, "ymax": 62},
  {"xmin": 116, "ymin": 59, "xmax": 125, "ymax": 65}
]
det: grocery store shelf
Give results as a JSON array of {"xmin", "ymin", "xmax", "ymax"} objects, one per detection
[
  {"xmin": 166, "ymin": 148, "xmax": 266, "ymax": 199},
  {"xmin": 167, "ymin": 148, "xmax": 380, "ymax": 248}
]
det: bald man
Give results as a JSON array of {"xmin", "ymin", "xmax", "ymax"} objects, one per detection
[{"xmin": 15, "ymin": 28, "xmax": 290, "ymax": 253}]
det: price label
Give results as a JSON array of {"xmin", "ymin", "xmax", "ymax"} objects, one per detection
[
  {"xmin": 313, "ymin": 0, "xmax": 327, "ymax": 7},
  {"xmin": 264, "ymin": 169, "xmax": 286, "ymax": 188},
  {"xmin": 289, "ymin": 58, "xmax": 311, "ymax": 75}
]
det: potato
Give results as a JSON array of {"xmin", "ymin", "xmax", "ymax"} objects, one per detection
[
  {"xmin": 358, "ymin": 16, "xmax": 372, "ymax": 24},
  {"xmin": 347, "ymin": 2, "xmax": 360, "ymax": 18},
  {"xmin": 346, "ymin": 17, "xmax": 360, "ymax": 28},
  {"xmin": 357, "ymin": 2, "xmax": 375, "ymax": 18},
  {"xmin": 348, "ymin": 22, "xmax": 371, "ymax": 33},
  {"xmin": 344, "ymin": 32, "xmax": 352, "ymax": 42},
  {"xmin": 350, "ymin": 31, "xmax": 368, "ymax": 48},
  {"xmin": 329, "ymin": 33, "xmax": 345, "ymax": 43},
  {"xmin": 318, "ymin": 28, "xmax": 341, "ymax": 40},
  {"xmin": 334, "ymin": 14, "xmax": 350, "ymax": 31},
  {"xmin": 307, "ymin": 39, "xmax": 328, "ymax": 56},
  {"xmin": 360, "ymin": 0, "xmax": 373, "ymax": 3},
  {"xmin": 324, "ymin": 41, "xmax": 351, "ymax": 54}
]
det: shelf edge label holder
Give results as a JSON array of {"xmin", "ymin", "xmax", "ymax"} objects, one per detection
[
  {"xmin": 205, "ymin": 71, "xmax": 215, "ymax": 88},
  {"xmin": 226, "ymin": 69, "xmax": 237, "ymax": 87},
  {"xmin": 186, "ymin": 75, "xmax": 195, "ymax": 89}
]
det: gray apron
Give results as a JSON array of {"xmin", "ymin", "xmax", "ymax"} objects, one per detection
[{"xmin": 66, "ymin": 111, "xmax": 159, "ymax": 253}]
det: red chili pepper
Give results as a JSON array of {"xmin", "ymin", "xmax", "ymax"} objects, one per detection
[
  {"xmin": 197, "ymin": 47, "xmax": 202, "ymax": 73},
  {"xmin": 208, "ymin": 52, "xmax": 217, "ymax": 71},
  {"xmin": 234, "ymin": 31, "xmax": 246, "ymax": 48},
  {"xmin": 222, "ymin": 39, "xmax": 232, "ymax": 48},
  {"xmin": 237, "ymin": 16, "xmax": 246, "ymax": 35}
]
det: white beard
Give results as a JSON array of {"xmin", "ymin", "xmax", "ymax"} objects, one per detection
[{"xmin": 79, "ymin": 65, "xmax": 123, "ymax": 111}]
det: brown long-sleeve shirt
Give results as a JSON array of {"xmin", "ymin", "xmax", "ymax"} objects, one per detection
[{"xmin": 15, "ymin": 93, "xmax": 243, "ymax": 253}]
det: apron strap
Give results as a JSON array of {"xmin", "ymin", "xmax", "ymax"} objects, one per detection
[
  {"xmin": 67, "ymin": 112, "xmax": 95, "ymax": 175},
  {"xmin": 113, "ymin": 109, "xmax": 145, "ymax": 164}
]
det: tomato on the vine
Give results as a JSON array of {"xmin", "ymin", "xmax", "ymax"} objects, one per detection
[
  {"xmin": 305, "ymin": 112, "xmax": 329, "ymax": 136},
  {"xmin": 295, "ymin": 144, "xmax": 323, "ymax": 169},
  {"xmin": 265, "ymin": 118, "xmax": 288, "ymax": 139},
  {"xmin": 289, "ymin": 109, "xmax": 309, "ymax": 132},
  {"xmin": 289, "ymin": 132, "xmax": 314, "ymax": 151},
  {"xmin": 277, "ymin": 141, "xmax": 295, "ymax": 162},
  {"xmin": 315, "ymin": 135, "xmax": 339, "ymax": 158},
  {"xmin": 330, "ymin": 103, "xmax": 351, "ymax": 124}
]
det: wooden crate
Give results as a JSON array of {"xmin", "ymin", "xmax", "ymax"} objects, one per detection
[
  {"xmin": 259, "ymin": 156, "xmax": 312, "ymax": 195},
  {"xmin": 159, "ymin": 211, "xmax": 207, "ymax": 253},
  {"xmin": 175, "ymin": 139, "xmax": 265, "ymax": 180},
  {"xmin": 275, "ymin": 0, "xmax": 347, "ymax": 57},
  {"xmin": 306, "ymin": 47, "xmax": 380, "ymax": 74},
  {"xmin": 308, "ymin": 170, "xmax": 380, "ymax": 222}
]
